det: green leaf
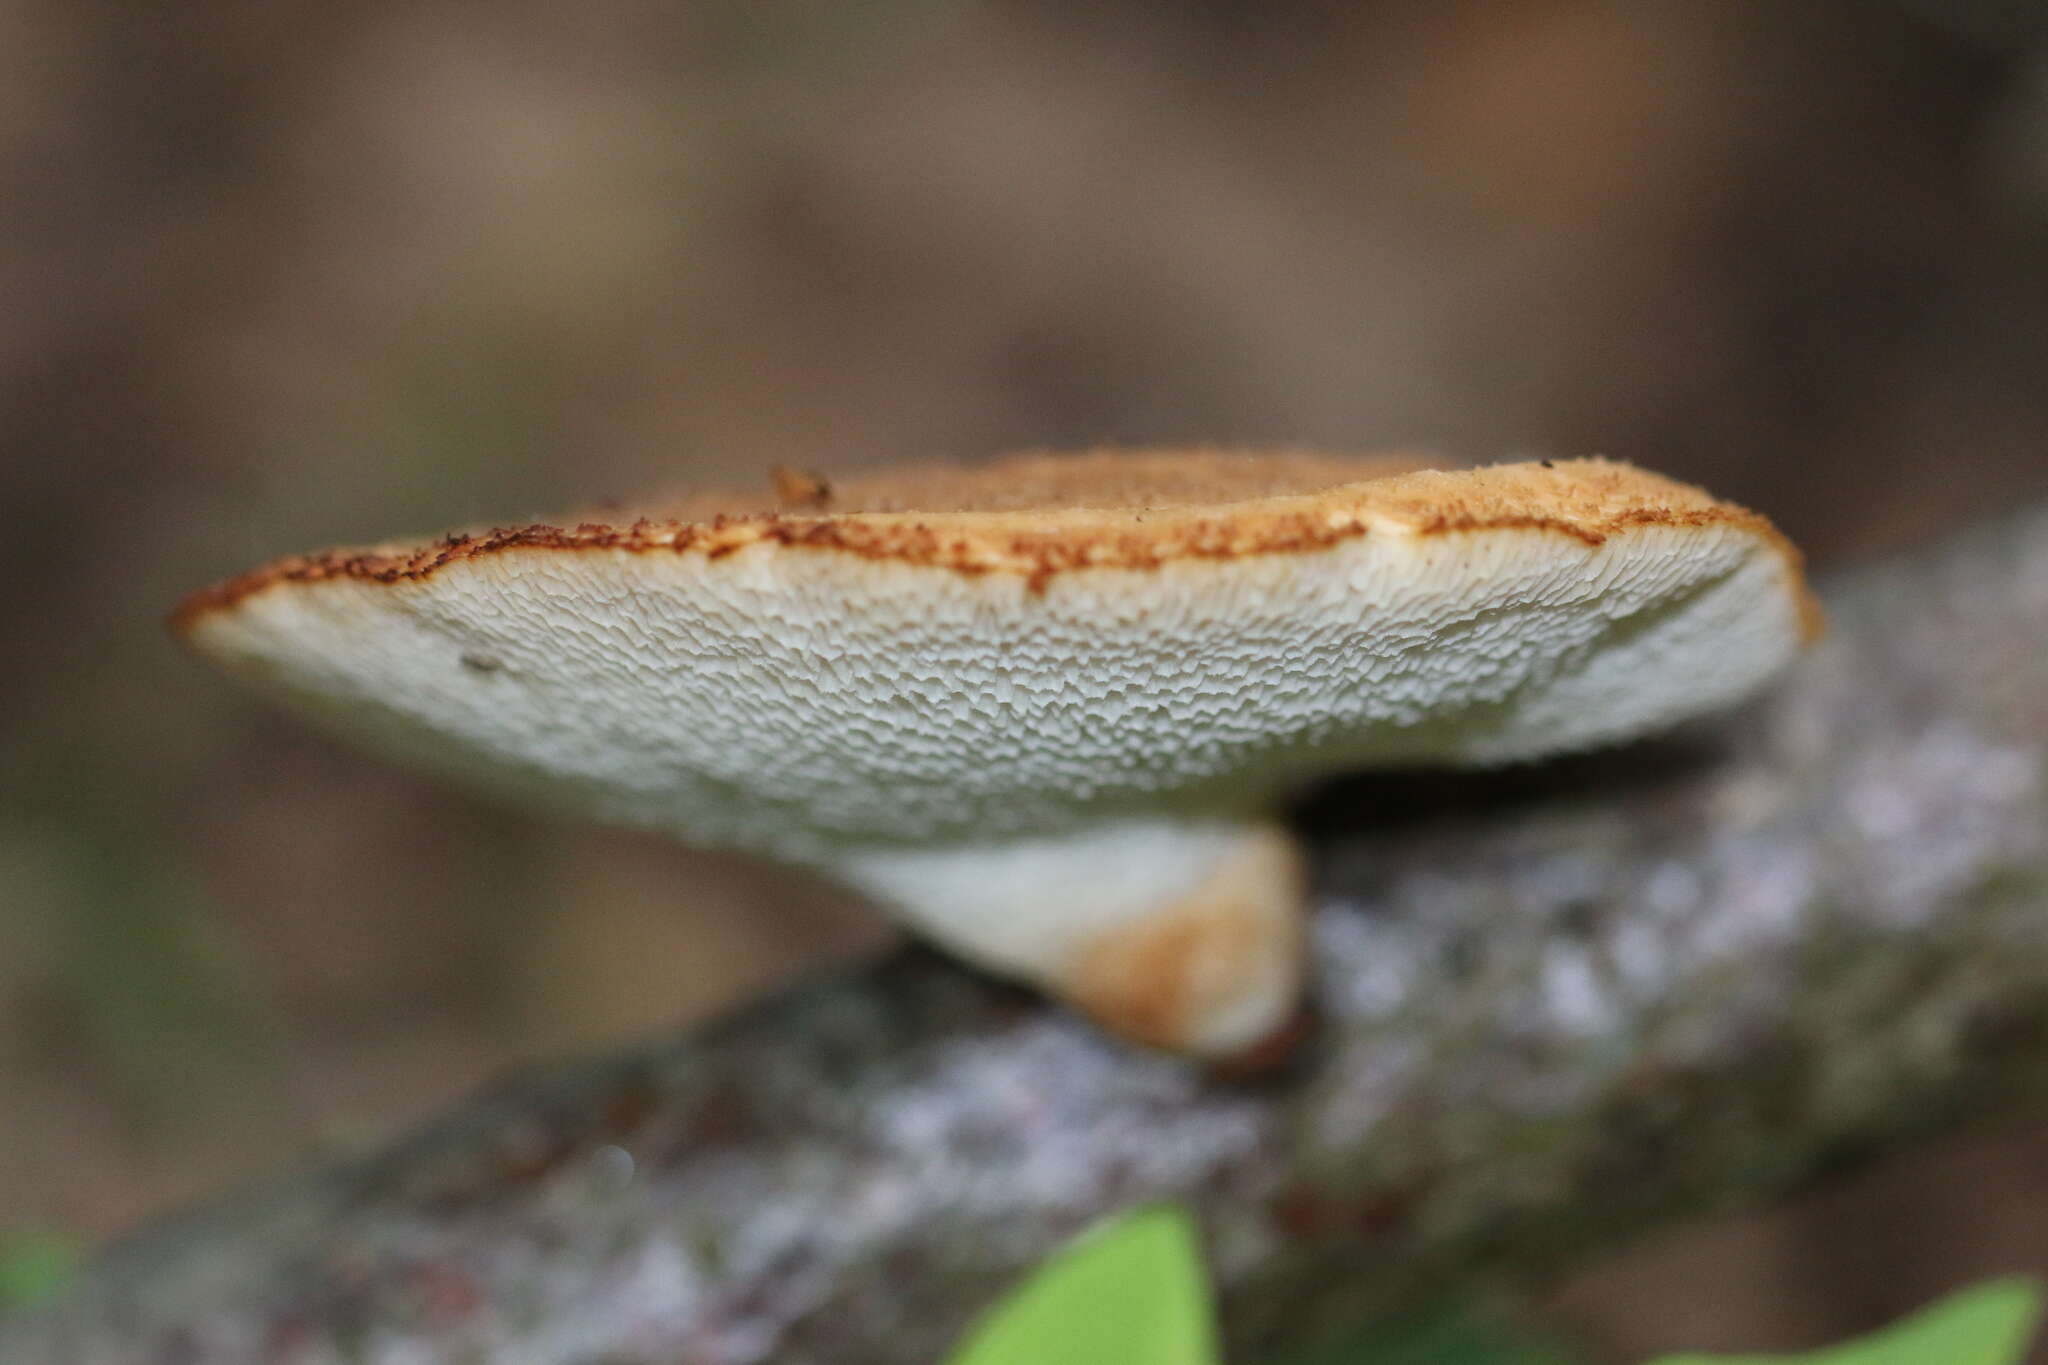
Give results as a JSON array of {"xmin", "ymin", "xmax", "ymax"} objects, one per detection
[
  {"xmin": 945, "ymin": 1204, "xmax": 1221, "ymax": 1365},
  {"xmin": 1648, "ymin": 1277, "xmax": 2042, "ymax": 1365}
]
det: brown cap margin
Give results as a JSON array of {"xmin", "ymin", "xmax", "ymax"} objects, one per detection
[{"xmin": 169, "ymin": 450, "xmax": 1822, "ymax": 639}]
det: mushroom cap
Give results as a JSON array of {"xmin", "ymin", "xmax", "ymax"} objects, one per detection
[{"xmin": 173, "ymin": 450, "xmax": 1818, "ymax": 858}]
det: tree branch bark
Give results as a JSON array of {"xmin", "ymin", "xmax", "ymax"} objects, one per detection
[{"xmin": 12, "ymin": 504, "xmax": 2048, "ymax": 1365}]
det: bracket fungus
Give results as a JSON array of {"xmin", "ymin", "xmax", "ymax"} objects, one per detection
[{"xmin": 173, "ymin": 450, "xmax": 1819, "ymax": 1060}]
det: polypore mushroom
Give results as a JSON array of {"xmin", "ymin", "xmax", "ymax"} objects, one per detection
[{"xmin": 173, "ymin": 450, "xmax": 1818, "ymax": 1059}]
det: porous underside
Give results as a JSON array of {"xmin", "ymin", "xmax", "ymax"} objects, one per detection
[{"xmin": 176, "ymin": 453, "xmax": 1815, "ymax": 855}]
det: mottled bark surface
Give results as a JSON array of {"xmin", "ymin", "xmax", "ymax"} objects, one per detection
[{"xmin": 10, "ymin": 505, "xmax": 2048, "ymax": 1365}]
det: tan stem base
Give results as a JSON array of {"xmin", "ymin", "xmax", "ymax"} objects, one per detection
[{"xmin": 836, "ymin": 818, "xmax": 1308, "ymax": 1057}]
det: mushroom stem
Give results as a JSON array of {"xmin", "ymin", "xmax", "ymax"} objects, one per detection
[{"xmin": 835, "ymin": 818, "xmax": 1308, "ymax": 1058}]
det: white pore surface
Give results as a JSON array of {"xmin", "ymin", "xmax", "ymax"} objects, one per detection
[{"xmin": 190, "ymin": 521, "xmax": 1806, "ymax": 861}]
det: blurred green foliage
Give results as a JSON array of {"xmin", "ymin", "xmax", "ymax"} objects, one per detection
[
  {"xmin": 0, "ymin": 1234, "xmax": 75, "ymax": 1316},
  {"xmin": 945, "ymin": 1204, "xmax": 1221, "ymax": 1365},
  {"xmin": 1647, "ymin": 1278, "xmax": 2040, "ymax": 1365},
  {"xmin": 945, "ymin": 1205, "xmax": 2041, "ymax": 1365},
  {"xmin": 1273, "ymin": 1304, "xmax": 1576, "ymax": 1365}
]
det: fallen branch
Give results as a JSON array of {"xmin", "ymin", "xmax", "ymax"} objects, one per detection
[{"xmin": 12, "ymin": 504, "xmax": 2048, "ymax": 1365}]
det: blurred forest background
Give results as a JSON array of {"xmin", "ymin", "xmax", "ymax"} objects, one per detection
[{"xmin": 3, "ymin": 0, "xmax": 2047, "ymax": 1358}]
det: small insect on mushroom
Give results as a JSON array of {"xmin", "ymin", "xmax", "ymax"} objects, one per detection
[
  {"xmin": 769, "ymin": 465, "xmax": 833, "ymax": 508},
  {"xmin": 171, "ymin": 450, "xmax": 1820, "ymax": 1063}
]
